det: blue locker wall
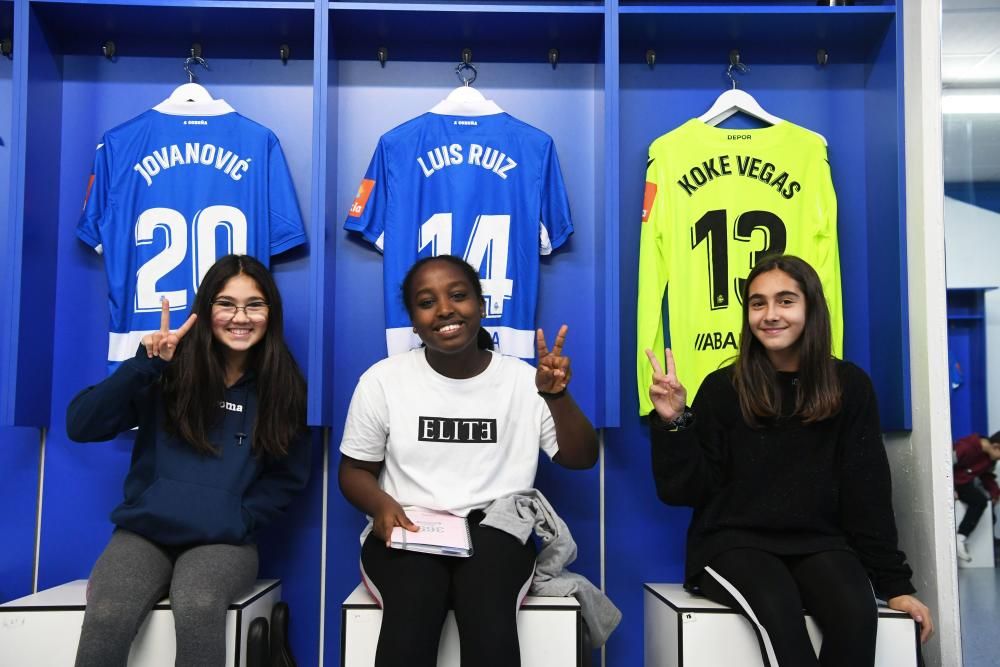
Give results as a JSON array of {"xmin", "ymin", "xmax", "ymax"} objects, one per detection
[
  {"xmin": 0, "ymin": 427, "xmax": 39, "ymax": 603},
  {"xmin": 945, "ymin": 181, "xmax": 1000, "ymax": 216},
  {"xmin": 947, "ymin": 289, "xmax": 991, "ymax": 441},
  {"xmin": 1, "ymin": 0, "xmax": 11, "ymax": 390},
  {"xmin": 2, "ymin": 2, "xmax": 916, "ymax": 665},
  {"xmin": 0, "ymin": 2, "xmax": 39, "ymax": 607}
]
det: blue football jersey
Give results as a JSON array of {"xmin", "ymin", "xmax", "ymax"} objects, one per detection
[
  {"xmin": 345, "ymin": 111, "xmax": 573, "ymax": 358},
  {"xmin": 77, "ymin": 99, "xmax": 306, "ymax": 371}
]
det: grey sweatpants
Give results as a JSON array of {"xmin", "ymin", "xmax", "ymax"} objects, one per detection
[{"xmin": 74, "ymin": 528, "xmax": 258, "ymax": 667}]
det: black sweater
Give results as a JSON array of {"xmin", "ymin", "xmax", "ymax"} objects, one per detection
[{"xmin": 651, "ymin": 361, "xmax": 915, "ymax": 600}]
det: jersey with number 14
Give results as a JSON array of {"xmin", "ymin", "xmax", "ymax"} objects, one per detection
[
  {"xmin": 345, "ymin": 112, "xmax": 573, "ymax": 358},
  {"xmin": 77, "ymin": 99, "xmax": 306, "ymax": 372},
  {"xmin": 637, "ymin": 119, "xmax": 842, "ymax": 415}
]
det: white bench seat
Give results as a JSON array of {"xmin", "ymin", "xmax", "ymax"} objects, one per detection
[
  {"xmin": 0, "ymin": 579, "xmax": 280, "ymax": 667},
  {"xmin": 644, "ymin": 583, "xmax": 918, "ymax": 667},
  {"xmin": 341, "ymin": 583, "xmax": 582, "ymax": 666}
]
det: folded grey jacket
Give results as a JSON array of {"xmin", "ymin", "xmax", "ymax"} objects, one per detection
[{"xmin": 481, "ymin": 489, "xmax": 622, "ymax": 649}]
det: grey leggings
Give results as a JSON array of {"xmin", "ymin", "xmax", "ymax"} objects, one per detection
[{"xmin": 74, "ymin": 528, "xmax": 258, "ymax": 667}]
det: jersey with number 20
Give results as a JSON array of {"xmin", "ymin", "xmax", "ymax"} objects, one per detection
[
  {"xmin": 77, "ymin": 99, "xmax": 306, "ymax": 371},
  {"xmin": 345, "ymin": 111, "xmax": 573, "ymax": 358}
]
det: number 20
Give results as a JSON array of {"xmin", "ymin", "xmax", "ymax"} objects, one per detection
[
  {"xmin": 691, "ymin": 209, "xmax": 787, "ymax": 310},
  {"xmin": 134, "ymin": 205, "xmax": 248, "ymax": 312}
]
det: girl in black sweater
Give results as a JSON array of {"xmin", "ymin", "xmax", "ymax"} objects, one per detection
[{"xmin": 646, "ymin": 255, "xmax": 932, "ymax": 666}]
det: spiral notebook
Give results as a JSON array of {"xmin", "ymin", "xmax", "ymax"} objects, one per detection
[{"xmin": 389, "ymin": 507, "xmax": 473, "ymax": 557}]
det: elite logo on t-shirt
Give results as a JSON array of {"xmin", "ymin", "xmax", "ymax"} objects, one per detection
[{"xmin": 418, "ymin": 417, "xmax": 498, "ymax": 443}]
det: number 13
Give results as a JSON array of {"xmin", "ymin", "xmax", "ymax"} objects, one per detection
[{"xmin": 691, "ymin": 209, "xmax": 787, "ymax": 310}]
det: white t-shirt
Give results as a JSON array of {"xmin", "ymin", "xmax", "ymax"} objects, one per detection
[{"xmin": 340, "ymin": 349, "xmax": 559, "ymax": 518}]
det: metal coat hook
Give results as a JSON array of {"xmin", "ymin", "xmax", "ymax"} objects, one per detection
[
  {"xmin": 816, "ymin": 48, "xmax": 829, "ymax": 66},
  {"xmin": 456, "ymin": 60, "xmax": 478, "ymax": 87},
  {"xmin": 726, "ymin": 50, "xmax": 749, "ymax": 89},
  {"xmin": 548, "ymin": 48, "xmax": 559, "ymax": 70},
  {"xmin": 279, "ymin": 44, "xmax": 290, "ymax": 65},
  {"xmin": 645, "ymin": 49, "xmax": 656, "ymax": 69},
  {"xmin": 184, "ymin": 49, "xmax": 209, "ymax": 83},
  {"xmin": 377, "ymin": 46, "xmax": 388, "ymax": 68},
  {"xmin": 102, "ymin": 41, "xmax": 116, "ymax": 60},
  {"xmin": 1, "ymin": 37, "xmax": 12, "ymax": 60}
]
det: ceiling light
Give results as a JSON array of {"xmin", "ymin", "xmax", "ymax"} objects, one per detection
[{"xmin": 942, "ymin": 92, "xmax": 1000, "ymax": 114}]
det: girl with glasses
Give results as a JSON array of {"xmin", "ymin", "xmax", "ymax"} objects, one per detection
[{"xmin": 68, "ymin": 254, "xmax": 310, "ymax": 667}]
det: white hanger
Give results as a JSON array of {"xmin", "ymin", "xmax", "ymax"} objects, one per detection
[
  {"xmin": 165, "ymin": 82, "xmax": 213, "ymax": 104},
  {"xmin": 153, "ymin": 54, "xmax": 236, "ymax": 115},
  {"xmin": 697, "ymin": 61, "xmax": 827, "ymax": 145},
  {"xmin": 698, "ymin": 88, "xmax": 782, "ymax": 126},
  {"xmin": 698, "ymin": 62, "xmax": 782, "ymax": 127},
  {"xmin": 429, "ymin": 61, "xmax": 503, "ymax": 117}
]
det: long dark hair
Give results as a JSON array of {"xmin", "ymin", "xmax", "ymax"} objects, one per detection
[
  {"xmin": 401, "ymin": 255, "xmax": 494, "ymax": 351},
  {"xmin": 161, "ymin": 255, "xmax": 307, "ymax": 458},
  {"xmin": 733, "ymin": 255, "xmax": 841, "ymax": 426}
]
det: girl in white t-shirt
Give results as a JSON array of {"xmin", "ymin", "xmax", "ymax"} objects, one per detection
[{"xmin": 339, "ymin": 255, "xmax": 598, "ymax": 667}]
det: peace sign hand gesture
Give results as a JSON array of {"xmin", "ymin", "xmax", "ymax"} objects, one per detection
[
  {"xmin": 536, "ymin": 325, "xmax": 572, "ymax": 394},
  {"xmin": 141, "ymin": 299, "xmax": 197, "ymax": 363},
  {"xmin": 646, "ymin": 348, "xmax": 687, "ymax": 422}
]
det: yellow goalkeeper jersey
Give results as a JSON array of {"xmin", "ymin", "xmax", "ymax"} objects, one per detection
[{"xmin": 637, "ymin": 119, "xmax": 842, "ymax": 415}]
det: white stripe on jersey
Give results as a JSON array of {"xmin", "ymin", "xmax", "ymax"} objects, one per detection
[{"xmin": 109, "ymin": 330, "xmax": 157, "ymax": 362}]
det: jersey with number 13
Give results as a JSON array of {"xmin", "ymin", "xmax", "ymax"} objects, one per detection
[
  {"xmin": 345, "ymin": 112, "xmax": 573, "ymax": 359},
  {"xmin": 637, "ymin": 119, "xmax": 842, "ymax": 415},
  {"xmin": 77, "ymin": 99, "xmax": 306, "ymax": 372}
]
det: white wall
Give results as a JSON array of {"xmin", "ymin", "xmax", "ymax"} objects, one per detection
[
  {"xmin": 944, "ymin": 195, "xmax": 1000, "ymax": 434},
  {"xmin": 902, "ymin": 2, "xmax": 963, "ymax": 665}
]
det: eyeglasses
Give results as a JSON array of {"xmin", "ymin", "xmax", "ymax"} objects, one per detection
[{"xmin": 211, "ymin": 299, "xmax": 270, "ymax": 321}]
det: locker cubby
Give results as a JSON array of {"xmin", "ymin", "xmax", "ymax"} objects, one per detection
[
  {"xmin": 947, "ymin": 287, "xmax": 994, "ymax": 440},
  {"xmin": 606, "ymin": 4, "xmax": 909, "ymax": 665},
  {"xmin": 3, "ymin": 2, "xmax": 322, "ymax": 665},
  {"xmin": 321, "ymin": 5, "xmax": 609, "ymax": 664}
]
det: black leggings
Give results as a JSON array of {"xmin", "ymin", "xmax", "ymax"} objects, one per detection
[
  {"xmin": 360, "ymin": 510, "xmax": 537, "ymax": 667},
  {"xmin": 956, "ymin": 481, "xmax": 994, "ymax": 537},
  {"xmin": 697, "ymin": 548, "xmax": 877, "ymax": 667}
]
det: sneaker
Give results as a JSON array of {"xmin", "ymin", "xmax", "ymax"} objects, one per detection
[{"xmin": 956, "ymin": 534, "xmax": 973, "ymax": 563}]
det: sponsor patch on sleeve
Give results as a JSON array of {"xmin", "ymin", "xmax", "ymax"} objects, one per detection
[
  {"xmin": 348, "ymin": 178, "xmax": 376, "ymax": 218},
  {"xmin": 641, "ymin": 181, "xmax": 657, "ymax": 222},
  {"xmin": 81, "ymin": 174, "xmax": 95, "ymax": 212}
]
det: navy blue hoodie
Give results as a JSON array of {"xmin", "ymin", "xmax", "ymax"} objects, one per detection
[{"xmin": 66, "ymin": 346, "xmax": 310, "ymax": 546}]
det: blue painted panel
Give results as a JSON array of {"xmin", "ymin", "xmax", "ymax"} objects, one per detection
[
  {"xmin": 0, "ymin": 3, "xmax": 11, "ymax": 336},
  {"xmin": 31, "ymin": 52, "xmax": 320, "ymax": 664},
  {"xmin": 618, "ymin": 7, "xmax": 894, "ymax": 64},
  {"xmin": 9, "ymin": 4, "xmax": 62, "ymax": 426},
  {"xmin": 324, "ymin": 57, "xmax": 603, "ymax": 663},
  {"xmin": 329, "ymin": 7, "xmax": 604, "ymax": 62},
  {"xmin": 864, "ymin": 13, "xmax": 910, "ymax": 430},
  {"xmin": 948, "ymin": 289, "xmax": 990, "ymax": 442},
  {"xmin": 945, "ymin": 182, "xmax": 1000, "ymax": 217},
  {"xmin": 0, "ymin": 426, "xmax": 40, "ymax": 603},
  {"xmin": 29, "ymin": 2, "xmax": 314, "ymax": 59},
  {"xmin": 608, "ymin": 34, "xmax": 904, "ymax": 663}
]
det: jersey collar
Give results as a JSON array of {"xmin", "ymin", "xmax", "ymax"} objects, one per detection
[{"xmin": 152, "ymin": 98, "xmax": 236, "ymax": 116}]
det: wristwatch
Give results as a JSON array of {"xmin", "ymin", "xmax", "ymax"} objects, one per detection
[{"xmin": 666, "ymin": 408, "xmax": 695, "ymax": 431}]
